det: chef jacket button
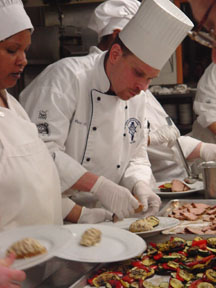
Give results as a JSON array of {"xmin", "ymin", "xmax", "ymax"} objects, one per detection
[
  {"xmin": 97, "ymin": 97, "xmax": 101, "ymax": 101},
  {"xmin": 93, "ymin": 127, "xmax": 97, "ymax": 131},
  {"xmin": 123, "ymin": 133, "xmax": 126, "ymax": 137},
  {"xmin": 86, "ymin": 157, "xmax": 91, "ymax": 162},
  {"xmin": 117, "ymin": 165, "xmax": 120, "ymax": 168},
  {"xmin": 125, "ymin": 106, "xmax": 128, "ymax": 109}
]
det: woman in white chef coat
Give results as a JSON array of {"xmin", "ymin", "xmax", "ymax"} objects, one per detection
[
  {"xmin": 20, "ymin": 0, "xmax": 193, "ymax": 219},
  {"xmin": 192, "ymin": 63, "xmax": 216, "ymax": 144},
  {"xmin": 88, "ymin": 0, "xmax": 216, "ymax": 183},
  {"xmin": 0, "ymin": 0, "xmax": 62, "ymax": 229},
  {"xmin": 0, "ymin": 0, "xmax": 113, "ymax": 232}
]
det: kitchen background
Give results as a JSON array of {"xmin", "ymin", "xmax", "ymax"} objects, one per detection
[{"xmin": 10, "ymin": 0, "xmax": 212, "ymax": 134}]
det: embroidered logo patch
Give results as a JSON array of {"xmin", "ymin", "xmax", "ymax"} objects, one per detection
[
  {"xmin": 38, "ymin": 110, "xmax": 48, "ymax": 120},
  {"xmin": 125, "ymin": 118, "xmax": 141, "ymax": 143},
  {"xmin": 37, "ymin": 123, "xmax": 49, "ymax": 135}
]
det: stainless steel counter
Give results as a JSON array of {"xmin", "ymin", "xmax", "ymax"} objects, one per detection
[{"xmin": 22, "ymin": 192, "xmax": 206, "ymax": 288}]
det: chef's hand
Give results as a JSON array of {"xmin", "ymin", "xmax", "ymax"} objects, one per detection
[
  {"xmin": 133, "ymin": 181, "xmax": 161, "ymax": 216},
  {"xmin": 90, "ymin": 176, "xmax": 139, "ymax": 220},
  {"xmin": 200, "ymin": 142, "xmax": 216, "ymax": 161},
  {"xmin": 78, "ymin": 207, "xmax": 113, "ymax": 224},
  {"xmin": 0, "ymin": 253, "xmax": 26, "ymax": 288},
  {"xmin": 149, "ymin": 125, "xmax": 180, "ymax": 147}
]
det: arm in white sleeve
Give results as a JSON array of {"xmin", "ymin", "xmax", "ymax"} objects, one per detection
[
  {"xmin": 194, "ymin": 63, "xmax": 216, "ymax": 129},
  {"xmin": 20, "ymin": 68, "xmax": 86, "ymax": 192}
]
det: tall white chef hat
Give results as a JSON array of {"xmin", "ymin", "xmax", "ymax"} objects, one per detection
[
  {"xmin": 88, "ymin": 0, "xmax": 140, "ymax": 40},
  {"xmin": 119, "ymin": 0, "xmax": 194, "ymax": 70},
  {"xmin": 0, "ymin": 0, "xmax": 33, "ymax": 42}
]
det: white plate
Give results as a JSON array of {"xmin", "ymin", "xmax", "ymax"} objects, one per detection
[
  {"xmin": 56, "ymin": 224, "xmax": 147, "ymax": 263},
  {"xmin": 101, "ymin": 217, "xmax": 180, "ymax": 237},
  {"xmin": 0, "ymin": 225, "xmax": 72, "ymax": 270},
  {"xmin": 155, "ymin": 180, "xmax": 204, "ymax": 197}
]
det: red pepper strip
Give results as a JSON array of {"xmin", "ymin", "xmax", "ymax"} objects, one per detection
[
  {"xmin": 188, "ymin": 279, "xmax": 204, "ymax": 288},
  {"xmin": 150, "ymin": 265, "xmax": 157, "ymax": 270},
  {"xmin": 87, "ymin": 271, "xmax": 123, "ymax": 286},
  {"xmin": 121, "ymin": 275, "xmax": 134, "ymax": 284},
  {"xmin": 186, "ymin": 254, "xmax": 215, "ymax": 267},
  {"xmin": 153, "ymin": 251, "xmax": 163, "ymax": 260},
  {"xmin": 162, "ymin": 263, "xmax": 177, "ymax": 271},
  {"xmin": 149, "ymin": 242, "xmax": 157, "ymax": 248},
  {"xmin": 177, "ymin": 251, "xmax": 188, "ymax": 257},
  {"xmin": 192, "ymin": 239, "xmax": 207, "ymax": 249},
  {"xmin": 131, "ymin": 262, "xmax": 150, "ymax": 272},
  {"xmin": 176, "ymin": 268, "xmax": 185, "ymax": 282},
  {"xmin": 158, "ymin": 185, "xmax": 165, "ymax": 188},
  {"xmin": 109, "ymin": 280, "xmax": 124, "ymax": 288},
  {"xmin": 139, "ymin": 279, "xmax": 143, "ymax": 288}
]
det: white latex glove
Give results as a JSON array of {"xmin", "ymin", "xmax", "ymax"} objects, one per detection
[
  {"xmin": 200, "ymin": 142, "xmax": 216, "ymax": 161},
  {"xmin": 133, "ymin": 181, "xmax": 161, "ymax": 216},
  {"xmin": 90, "ymin": 176, "xmax": 139, "ymax": 220},
  {"xmin": 150, "ymin": 125, "xmax": 180, "ymax": 148},
  {"xmin": 78, "ymin": 207, "xmax": 113, "ymax": 224}
]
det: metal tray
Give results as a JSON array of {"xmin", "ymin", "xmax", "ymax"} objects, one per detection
[
  {"xmin": 68, "ymin": 234, "xmax": 213, "ymax": 288},
  {"xmin": 158, "ymin": 198, "xmax": 216, "ymax": 217},
  {"xmin": 158, "ymin": 199, "xmax": 216, "ymax": 235}
]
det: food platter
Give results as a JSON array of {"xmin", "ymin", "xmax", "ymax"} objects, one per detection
[
  {"xmin": 56, "ymin": 224, "xmax": 147, "ymax": 263},
  {"xmin": 154, "ymin": 180, "xmax": 204, "ymax": 197},
  {"xmin": 0, "ymin": 225, "xmax": 72, "ymax": 270},
  {"xmin": 101, "ymin": 217, "xmax": 180, "ymax": 237}
]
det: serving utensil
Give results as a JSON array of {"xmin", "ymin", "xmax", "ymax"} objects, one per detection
[{"xmin": 165, "ymin": 116, "xmax": 196, "ymax": 184}]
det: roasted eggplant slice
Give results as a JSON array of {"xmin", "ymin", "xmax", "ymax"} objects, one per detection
[
  {"xmin": 178, "ymin": 269, "xmax": 194, "ymax": 282},
  {"xmin": 207, "ymin": 237, "xmax": 216, "ymax": 249},
  {"xmin": 146, "ymin": 216, "xmax": 159, "ymax": 227},
  {"xmin": 206, "ymin": 269, "xmax": 216, "ymax": 283},
  {"xmin": 169, "ymin": 278, "xmax": 184, "ymax": 288},
  {"xmin": 197, "ymin": 283, "xmax": 214, "ymax": 288}
]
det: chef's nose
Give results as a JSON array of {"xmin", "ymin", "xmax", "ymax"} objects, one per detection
[
  {"xmin": 136, "ymin": 79, "xmax": 150, "ymax": 92},
  {"xmin": 16, "ymin": 51, "xmax": 28, "ymax": 68}
]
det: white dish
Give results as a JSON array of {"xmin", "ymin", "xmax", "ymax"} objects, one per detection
[
  {"xmin": 56, "ymin": 224, "xmax": 147, "ymax": 263},
  {"xmin": 155, "ymin": 180, "xmax": 204, "ymax": 197},
  {"xmin": 0, "ymin": 225, "xmax": 72, "ymax": 270},
  {"xmin": 102, "ymin": 217, "xmax": 180, "ymax": 237}
]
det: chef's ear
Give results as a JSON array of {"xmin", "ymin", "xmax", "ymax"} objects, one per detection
[{"xmin": 108, "ymin": 43, "xmax": 123, "ymax": 64}]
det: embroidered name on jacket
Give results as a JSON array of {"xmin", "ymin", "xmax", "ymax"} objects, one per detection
[{"xmin": 125, "ymin": 118, "xmax": 141, "ymax": 144}]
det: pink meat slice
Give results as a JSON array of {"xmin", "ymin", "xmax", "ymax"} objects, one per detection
[
  {"xmin": 192, "ymin": 203, "xmax": 210, "ymax": 210},
  {"xmin": 171, "ymin": 179, "xmax": 190, "ymax": 192}
]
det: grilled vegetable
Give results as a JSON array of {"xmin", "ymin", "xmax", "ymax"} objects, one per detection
[
  {"xmin": 169, "ymin": 278, "xmax": 184, "ymax": 288},
  {"xmin": 206, "ymin": 269, "xmax": 216, "ymax": 283},
  {"xmin": 207, "ymin": 237, "xmax": 216, "ymax": 248},
  {"xmin": 197, "ymin": 283, "xmax": 214, "ymax": 288},
  {"xmin": 146, "ymin": 216, "xmax": 159, "ymax": 228},
  {"xmin": 159, "ymin": 183, "xmax": 172, "ymax": 192}
]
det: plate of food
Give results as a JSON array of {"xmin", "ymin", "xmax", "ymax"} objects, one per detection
[
  {"xmin": 155, "ymin": 179, "xmax": 204, "ymax": 197},
  {"xmin": 101, "ymin": 216, "xmax": 180, "ymax": 237},
  {"xmin": 0, "ymin": 225, "xmax": 72, "ymax": 270},
  {"xmin": 55, "ymin": 224, "xmax": 147, "ymax": 263}
]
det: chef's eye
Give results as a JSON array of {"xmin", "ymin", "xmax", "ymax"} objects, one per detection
[
  {"xmin": 7, "ymin": 49, "xmax": 17, "ymax": 54},
  {"xmin": 134, "ymin": 69, "xmax": 144, "ymax": 77}
]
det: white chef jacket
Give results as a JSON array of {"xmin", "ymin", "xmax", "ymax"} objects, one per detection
[
  {"xmin": 0, "ymin": 91, "xmax": 63, "ymax": 231},
  {"xmin": 20, "ymin": 51, "xmax": 152, "ymax": 208},
  {"xmin": 145, "ymin": 89, "xmax": 201, "ymax": 182},
  {"xmin": 192, "ymin": 63, "xmax": 216, "ymax": 143}
]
